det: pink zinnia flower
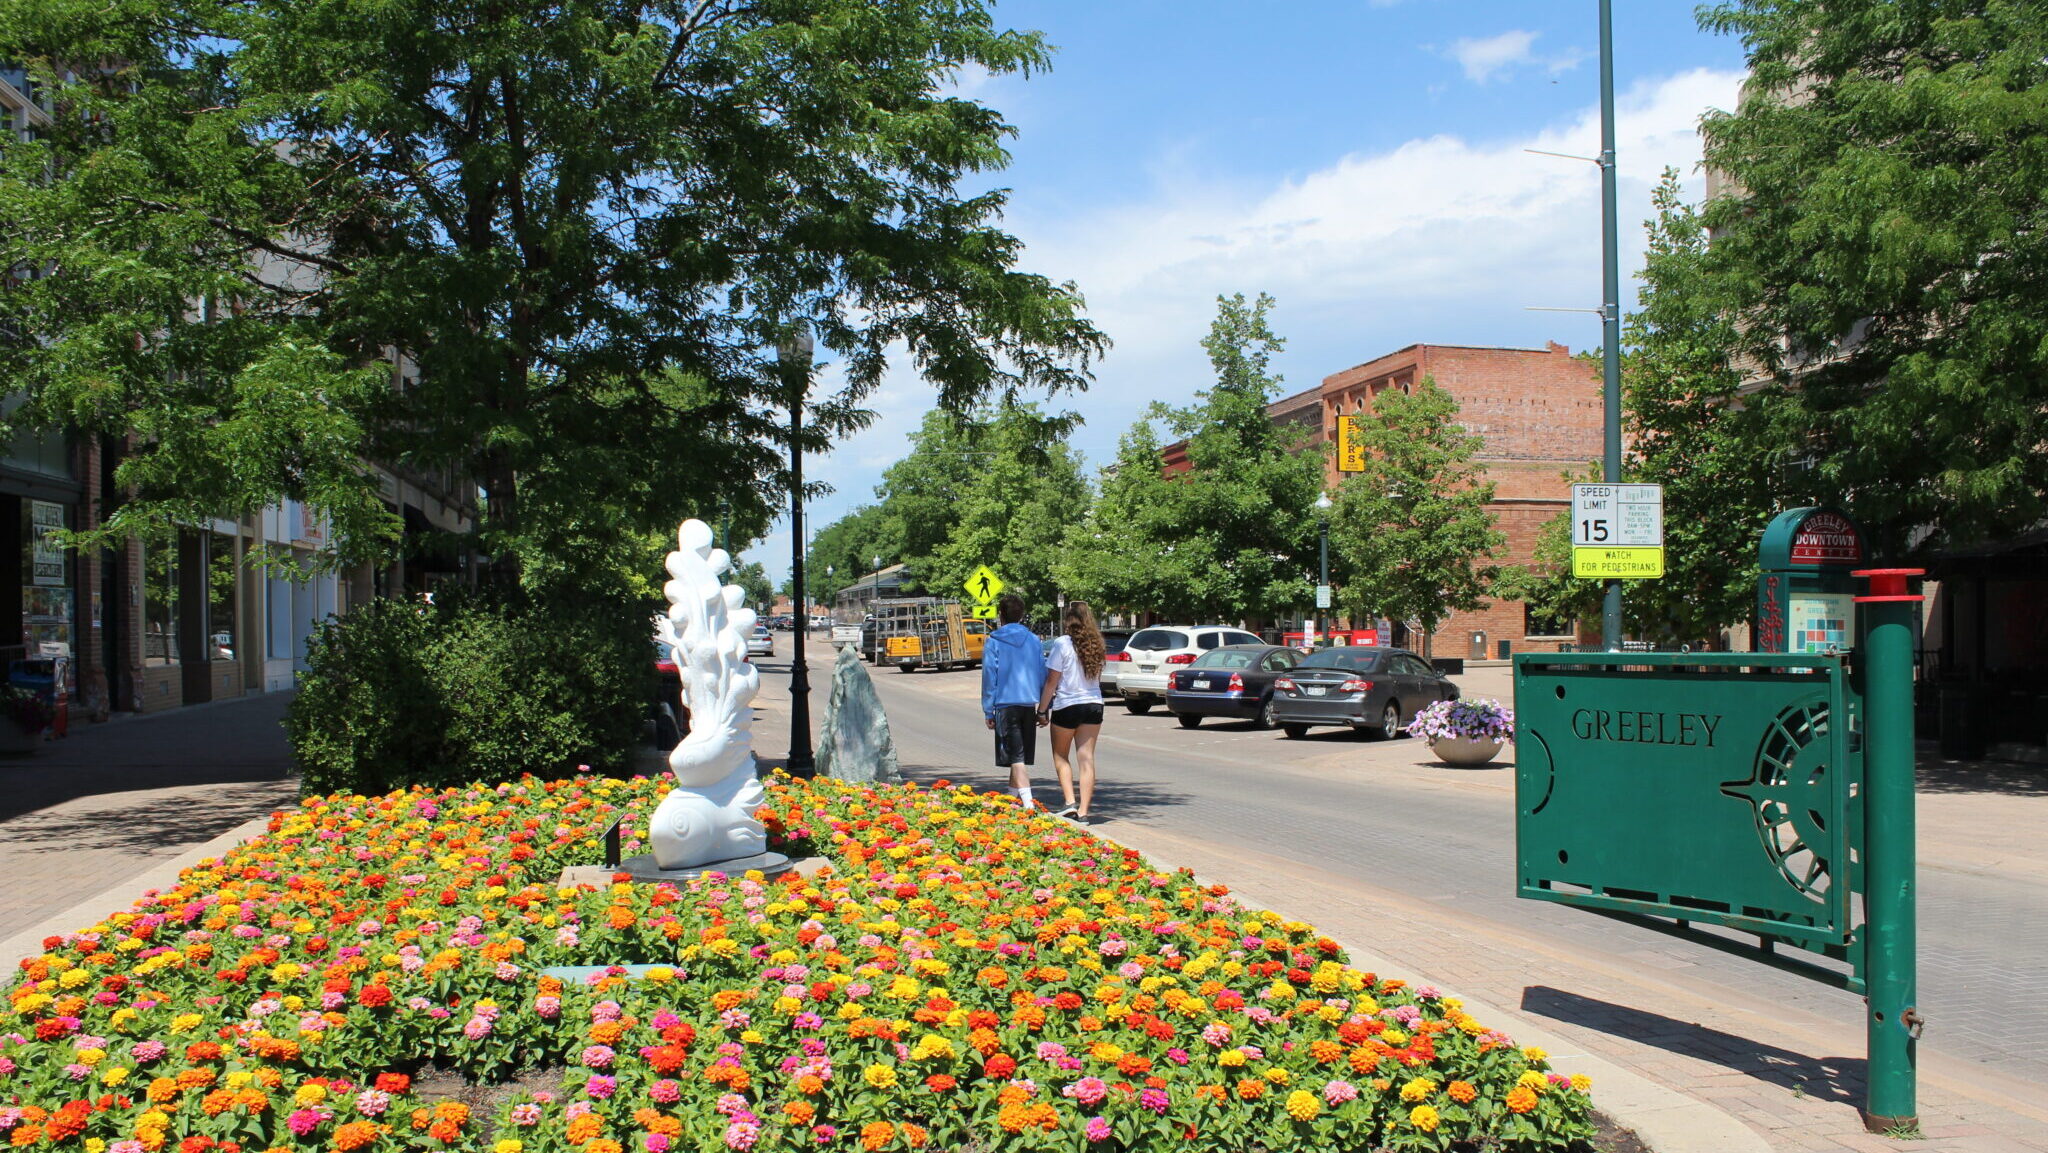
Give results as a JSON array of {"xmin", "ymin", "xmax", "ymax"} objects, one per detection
[
  {"xmin": 287, "ymin": 1108, "xmax": 325, "ymax": 1136},
  {"xmin": 1084, "ymin": 1118, "xmax": 1112, "ymax": 1143},
  {"xmin": 722, "ymin": 1121, "xmax": 759, "ymax": 1150},
  {"xmin": 1139, "ymin": 1088, "xmax": 1169, "ymax": 1115},
  {"xmin": 1063, "ymin": 1077, "xmax": 1109, "ymax": 1106},
  {"xmin": 580, "ymin": 1045, "xmax": 615, "ymax": 1068},
  {"xmin": 649, "ymin": 1081, "xmax": 681, "ymax": 1105},
  {"xmin": 1322, "ymin": 1080, "xmax": 1359, "ymax": 1106},
  {"xmin": 509, "ymin": 1104, "xmax": 542, "ymax": 1126}
]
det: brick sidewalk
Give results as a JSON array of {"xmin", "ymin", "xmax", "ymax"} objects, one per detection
[{"xmin": 0, "ymin": 693, "xmax": 300, "ymax": 943}]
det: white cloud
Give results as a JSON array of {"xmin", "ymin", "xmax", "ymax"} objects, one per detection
[
  {"xmin": 1450, "ymin": 29, "xmax": 1540, "ymax": 84},
  {"xmin": 750, "ymin": 68, "xmax": 1745, "ymax": 583}
]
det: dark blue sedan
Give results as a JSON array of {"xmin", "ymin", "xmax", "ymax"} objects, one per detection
[{"xmin": 1165, "ymin": 644, "xmax": 1302, "ymax": 729}]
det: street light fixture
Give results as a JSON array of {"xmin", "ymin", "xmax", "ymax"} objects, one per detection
[
  {"xmin": 1314, "ymin": 491, "xmax": 1334, "ymax": 646},
  {"xmin": 781, "ymin": 325, "xmax": 816, "ymax": 775}
]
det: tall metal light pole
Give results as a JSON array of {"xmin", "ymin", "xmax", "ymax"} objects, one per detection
[
  {"xmin": 1314, "ymin": 491, "xmax": 1333, "ymax": 644},
  {"xmin": 1597, "ymin": 0, "xmax": 1624, "ymax": 651},
  {"xmin": 781, "ymin": 325, "xmax": 816, "ymax": 775}
]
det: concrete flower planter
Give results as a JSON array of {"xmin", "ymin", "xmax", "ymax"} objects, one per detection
[{"xmin": 1430, "ymin": 736, "xmax": 1503, "ymax": 766}]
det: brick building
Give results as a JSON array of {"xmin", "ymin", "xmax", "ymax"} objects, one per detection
[
  {"xmin": 1162, "ymin": 340, "xmax": 1603, "ymax": 657},
  {"xmin": 1313, "ymin": 341, "xmax": 1602, "ymax": 658}
]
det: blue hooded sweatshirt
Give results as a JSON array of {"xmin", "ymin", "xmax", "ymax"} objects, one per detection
[{"xmin": 981, "ymin": 622, "xmax": 1048, "ymax": 720}]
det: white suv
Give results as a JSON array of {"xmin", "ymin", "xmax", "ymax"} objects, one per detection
[{"xmin": 1111, "ymin": 625, "xmax": 1263, "ymax": 714}]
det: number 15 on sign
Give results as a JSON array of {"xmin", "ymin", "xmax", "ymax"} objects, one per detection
[{"xmin": 1571, "ymin": 484, "xmax": 1663, "ymax": 547}]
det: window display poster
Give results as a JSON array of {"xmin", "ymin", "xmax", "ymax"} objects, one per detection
[
  {"xmin": 24, "ymin": 584, "xmax": 74, "ymax": 656},
  {"xmin": 31, "ymin": 500, "xmax": 66, "ymax": 586}
]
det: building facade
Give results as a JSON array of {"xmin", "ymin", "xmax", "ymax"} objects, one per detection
[{"xmin": 1162, "ymin": 340, "xmax": 1604, "ymax": 657}]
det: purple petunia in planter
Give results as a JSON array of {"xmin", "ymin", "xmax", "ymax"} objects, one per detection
[{"xmin": 1411, "ymin": 697, "xmax": 1514, "ymax": 765}]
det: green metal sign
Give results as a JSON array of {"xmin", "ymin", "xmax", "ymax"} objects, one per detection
[{"xmin": 1514, "ymin": 651, "xmax": 1864, "ymax": 975}]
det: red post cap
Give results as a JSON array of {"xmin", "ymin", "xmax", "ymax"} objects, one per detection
[{"xmin": 1852, "ymin": 568, "xmax": 1925, "ymax": 603}]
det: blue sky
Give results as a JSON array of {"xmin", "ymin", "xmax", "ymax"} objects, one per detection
[{"xmin": 750, "ymin": 1, "xmax": 1749, "ymax": 587}]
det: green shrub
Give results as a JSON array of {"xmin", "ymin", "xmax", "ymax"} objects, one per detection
[{"xmin": 286, "ymin": 591, "xmax": 649, "ymax": 794}]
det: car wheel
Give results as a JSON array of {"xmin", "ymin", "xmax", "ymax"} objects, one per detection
[
  {"xmin": 1257, "ymin": 697, "xmax": 1279, "ymax": 730},
  {"xmin": 1282, "ymin": 723, "xmax": 1309, "ymax": 740},
  {"xmin": 1126, "ymin": 699, "xmax": 1153, "ymax": 716},
  {"xmin": 896, "ymin": 663, "xmax": 915, "ymax": 673},
  {"xmin": 1177, "ymin": 713, "xmax": 1201, "ymax": 729},
  {"xmin": 1379, "ymin": 701, "xmax": 1402, "ymax": 740}
]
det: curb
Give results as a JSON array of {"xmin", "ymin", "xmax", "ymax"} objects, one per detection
[
  {"xmin": 1091, "ymin": 821, "xmax": 1770, "ymax": 1153},
  {"xmin": 0, "ymin": 814, "xmax": 277, "ymax": 987}
]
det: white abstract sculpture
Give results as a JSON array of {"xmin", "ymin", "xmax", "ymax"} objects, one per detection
[{"xmin": 648, "ymin": 519, "xmax": 770, "ymax": 869}]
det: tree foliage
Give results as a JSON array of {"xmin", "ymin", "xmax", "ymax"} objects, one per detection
[
  {"xmin": 1697, "ymin": 0, "xmax": 2048, "ymax": 555},
  {"xmin": 1328, "ymin": 376, "xmax": 1503, "ymax": 654},
  {"xmin": 1057, "ymin": 293, "xmax": 1322, "ymax": 623},
  {"xmin": 929, "ymin": 404, "xmax": 1087, "ymax": 622},
  {"xmin": 0, "ymin": 0, "xmax": 1105, "ymax": 591}
]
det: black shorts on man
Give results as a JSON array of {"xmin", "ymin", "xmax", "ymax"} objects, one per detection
[{"xmin": 992, "ymin": 705, "xmax": 1038, "ymax": 766}]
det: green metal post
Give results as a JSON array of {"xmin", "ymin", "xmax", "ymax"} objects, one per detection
[
  {"xmin": 1597, "ymin": 0, "xmax": 1624, "ymax": 651},
  {"xmin": 1854, "ymin": 567, "xmax": 1921, "ymax": 1131}
]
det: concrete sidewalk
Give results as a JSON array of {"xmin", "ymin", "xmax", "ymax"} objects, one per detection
[{"xmin": 0, "ymin": 692, "xmax": 300, "ymax": 944}]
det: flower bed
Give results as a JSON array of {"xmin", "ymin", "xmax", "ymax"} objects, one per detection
[{"xmin": 3, "ymin": 774, "xmax": 1593, "ymax": 1152}]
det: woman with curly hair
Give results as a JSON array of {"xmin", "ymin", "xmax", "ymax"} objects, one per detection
[{"xmin": 1036, "ymin": 600, "xmax": 1106, "ymax": 822}]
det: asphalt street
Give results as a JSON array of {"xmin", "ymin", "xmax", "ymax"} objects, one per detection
[{"xmin": 777, "ymin": 648, "xmax": 2048, "ymax": 1107}]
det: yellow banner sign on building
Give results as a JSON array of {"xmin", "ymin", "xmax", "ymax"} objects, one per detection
[
  {"xmin": 1335, "ymin": 415, "xmax": 1366, "ymax": 473},
  {"xmin": 1572, "ymin": 547, "xmax": 1666, "ymax": 579}
]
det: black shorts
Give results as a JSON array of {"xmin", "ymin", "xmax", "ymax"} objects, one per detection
[
  {"xmin": 992, "ymin": 705, "xmax": 1038, "ymax": 766},
  {"xmin": 1049, "ymin": 702, "xmax": 1104, "ymax": 730}
]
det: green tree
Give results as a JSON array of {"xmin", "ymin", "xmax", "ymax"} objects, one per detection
[
  {"xmin": 1695, "ymin": 0, "xmax": 2048, "ymax": 555},
  {"xmin": 803, "ymin": 504, "xmax": 894, "ymax": 606},
  {"xmin": 1057, "ymin": 293, "xmax": 1322, "ymax": 623},
  {"xmin": 1329, "ymin": 376, "xmax": 1503, "ymax": 656},
  {"xmin": 873, "ymin": 408, "xmax": 990, "ymax": 582},
  {"xmin": 0, "ymin": 0, "xmax": 1105, "ymax": 590},
  {"xmin": 730, "ymin": 560, "xmax": 774, "ymax": 613},
  {"xmin": 930, "ymin": 403, "xmax": 1087, "ymax": 622}
]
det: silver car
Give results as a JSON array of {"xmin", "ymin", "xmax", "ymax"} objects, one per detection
[{"xmin": 746, "ymin": 626, "xmax": 775, "ymax": 658}]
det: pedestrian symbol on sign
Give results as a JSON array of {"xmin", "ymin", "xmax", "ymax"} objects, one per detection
[{"xmin": 964, "ymin": 565, "xmax": 1005, "ymax": 604}]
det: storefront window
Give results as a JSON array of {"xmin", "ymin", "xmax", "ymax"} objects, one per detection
[
  {"xmin": 208, "ymin": 532, "xmax": 237, "ymax": 661},
  {"xmin": 22, "ymin": 499, "xmax": 73, "ymax": 656},
  {"xmin": 143, "ymin": 541, "xmax": 179, "ymax": 666}
]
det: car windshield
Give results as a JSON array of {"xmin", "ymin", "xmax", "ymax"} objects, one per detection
[
  {"xmin": 1126, "ymin": 629, "xmax": 1188, "ymax": 651},
  {"xmin": 753, "ymin": 626, "xmax": 770, "ymax": 636},
  {"xmin": 1192, "ymin": 648, "xmax": 1260, "ymax": 669},
  {"xmin": 1298, "ymin": 649, "xmax": 1382, "ymax": 672}
]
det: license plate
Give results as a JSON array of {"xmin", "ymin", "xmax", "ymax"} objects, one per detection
[
  {"xmin": 1139, "ymin": 664, "xmax": 1156, "ymax": 673},
  {"xmin": 1192, "ymin": 679, "xmax": 1211, "ymax": 690},
  {"xmin": 1306, "ymin": 686, "xmax": 1327, "ymax": 696}
]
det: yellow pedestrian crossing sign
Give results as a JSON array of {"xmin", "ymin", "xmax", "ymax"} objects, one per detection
[{"xmin": 964, "ymin": 565, "xmax": 1005, "ymax": 604}]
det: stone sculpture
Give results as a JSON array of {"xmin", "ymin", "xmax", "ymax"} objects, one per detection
[
  {"xmin": 643, "ymin": 519, "xmax": 781, "ymax": 874},
  {"xmin": 815, "ymin": 642, "xmax": 901, "ymax": 784}
]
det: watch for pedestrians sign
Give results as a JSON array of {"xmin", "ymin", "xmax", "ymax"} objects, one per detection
[
  {"xmin": 1571, "ymin": 483, "xmax": 1664, "ymax": 579},
  {"xmin": 964, "ymin": 565, "xmax": 1004, "ymax": 605}
]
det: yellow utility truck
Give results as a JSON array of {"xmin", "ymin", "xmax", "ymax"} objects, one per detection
[{"xmin": 874, "ymin": 598, "xmax": 987, "ymax": 672}]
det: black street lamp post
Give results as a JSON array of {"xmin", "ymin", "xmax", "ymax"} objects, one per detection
[
  {"xmin": 1314, "ymin": 491, "xmax": 1333, "ymax": 644},
  {"xmin": 782, "ymin": 326, "xmax": 816, "ymax": 775}
]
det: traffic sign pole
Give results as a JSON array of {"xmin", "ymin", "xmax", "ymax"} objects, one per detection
[{"xmin": 1598, "ymin": 0, "xmax": 1624, "ymax": 652}]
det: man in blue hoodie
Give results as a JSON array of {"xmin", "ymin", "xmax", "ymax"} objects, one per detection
[{"xmin": 980, "ymin": 593, "xmax": 1049, "ymax": 811}]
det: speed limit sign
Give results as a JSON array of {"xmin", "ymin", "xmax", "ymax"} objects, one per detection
[{"xmin": 1571, "ymin": 483, "xmax": 1665, "ymax": 578}]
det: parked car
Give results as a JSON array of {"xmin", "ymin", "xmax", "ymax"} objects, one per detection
[
  {"xmin": 1165, "ymin": 644, "xmax": 1301, "ymax": 729},
  {"xmin": 651, "ymin": 640, "xmax": 689, "ymax": 748},
  {"xmin": 1269, "ymin": 646, "xmax": 1460, "ymax": 740},
  {"xmin": 1112, "ymin": 625, "xmax": 1265, "ymax": 714},
  {"xmin": 1097, "ymin": 628, "xmax": 1133, "ymax": 696},
  {"xmin": 746, "ymin": 626, "xmax": 775, "ymax": 658}
]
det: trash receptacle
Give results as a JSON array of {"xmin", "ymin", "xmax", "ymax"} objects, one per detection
[{"xmin": 8, "ymin": 656, "xmax": 69, "ymax": 739}]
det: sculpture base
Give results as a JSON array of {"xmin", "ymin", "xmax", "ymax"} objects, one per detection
[{"xmin": 617, "ymin": 851, "xmax": 794, "ymax": 883}]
